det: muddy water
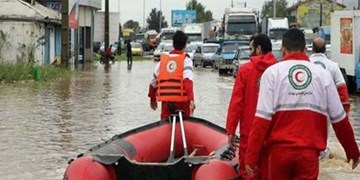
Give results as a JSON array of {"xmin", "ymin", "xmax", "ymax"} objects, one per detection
[{"xmin": 0, "ymin": 61, "xmax": 359, "ymax": 179}]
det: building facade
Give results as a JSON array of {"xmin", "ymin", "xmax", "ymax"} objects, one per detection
[
  {"xmin": 288, "ymin": 0, "xmax": 346, "ymax": 28},
  {"xmin": 39, "ymin": 0, "xmax": 101, "ymax": 64},
  {"xmin": 0, "ymin": 0, "xmax": 61, "ymax": 64}
]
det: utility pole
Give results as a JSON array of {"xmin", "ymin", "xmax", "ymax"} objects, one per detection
[
  {"xmin": 118, "ymin": 0, "xmax": 121, "ymax": 55},
  {"xmin": 105, "ymin": 0, "xmax": 109, "ymax": 54},
  {"xmin": 320, "ymin": 3, "xmax": 323, "ymax": 27},
  {"xmin": 61, "ymin": 0, "xmax": 69, "ymax": 68},
  {"xmin": 231, "ymin": 0, "xmax": 234, "ymax": 8},
  {"xmin": 358, "ymin": 0, "xmax": 360, "ymax": 10},
  {"xmin": 159, "ymin": 0, "xmax": 162, "ymax": 33},
  {"xmin": 273, "ymin": 0, "xmax": 277, "ymax": 18},
  {"xmin": 143, "ymin": 0, "xmax": 145, "ymax": 28}
]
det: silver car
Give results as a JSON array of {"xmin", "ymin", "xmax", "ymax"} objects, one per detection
[
  {"xmin": 153, "ymin": 43, "xmax": 165, "ymax": 61},
  {"xmin": 232, "ymin": 46, "xmax": 250, "ymax": 77},
  {"xmin": 193, "ymin": 43, "xmax": 220, "ymax": 68},
  {"xmin": 162, "ymin": 43, "xmax": 174, "ymax": 55}
]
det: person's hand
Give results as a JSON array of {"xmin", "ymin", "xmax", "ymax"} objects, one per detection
[
  {"xmin": 189, "ymin": 100, "xmax": 196, "ymax": 116},
  {"xmin": 245, "ymin": 164, "xmax": 256, "ymax": 177},
  {"xmin": 348, "ymin": 157, "xmax": 360, "ymax": 170},
  {"xmin": 228, "ymin": 134, "xmax": 236, "ymax": 150},
  {"xmin": 150, "ymin": 101, "xmax": 157, "ymax": 111}
]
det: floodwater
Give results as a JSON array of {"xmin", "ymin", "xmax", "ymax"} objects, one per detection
[{"xmin": 0, "ymin": 60, "xmax": 359, "ymax": 179}]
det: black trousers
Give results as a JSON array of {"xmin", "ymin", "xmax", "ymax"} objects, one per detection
[{"xmin": 127, "ymin": 54, "xmax": 132, "ymax": 65}]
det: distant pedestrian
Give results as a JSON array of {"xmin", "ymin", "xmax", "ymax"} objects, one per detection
[
  {"xmin": 309, "ymin": 37, "xmax": 350, "ymax": 160},
  {"xmin": 226, "ymin": 34, "xmax": 277, "ymax": 180},
  {"xmin": 105, "ymin": 45, "xmax": 115, "ymax": 64},
  {"xmin": 245, "ymin": 28, "xmax": 360, "ymax": 180},
  {"xmin": 127, "ymin": 41, "xmax": 133, "ymax": 66}
]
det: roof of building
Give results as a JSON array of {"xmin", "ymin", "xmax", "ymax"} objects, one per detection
[
  {"xmin": 288, "ymin": 0, "xmax": 346, "ymax": 12},
  {"xmin": 79, "ymin": 0, "xmax": 102, "ymax": 10},
  {"xmin": 0, "ymin": 0, "xmax": 61, "ymax": 24}
]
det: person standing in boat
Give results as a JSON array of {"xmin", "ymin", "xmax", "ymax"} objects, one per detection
[
  {"xmin": 226, "ymin": 34, "xmax": 277, "ymax": 180},
  {"xmin": 148, "ymin": 30, "xmax": 196, "ymax": 120},
  {"xmin": 309, "ymin": 37, "xmax": 351, "ymax": 160},
  {"xmin": 245, "ymin": 29, "xmax": 360, "ymax": 179}
]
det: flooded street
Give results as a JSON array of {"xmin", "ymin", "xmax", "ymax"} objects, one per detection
[{"xmin": 0, "ymin": 60, "xmax": 359, "ymax": 179}]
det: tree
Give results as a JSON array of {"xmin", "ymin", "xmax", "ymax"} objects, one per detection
[
  {"xmin": 260, "ymin": 0, "xmax": 289, "ymax": 19},
  {"xmin": 123, "ymin": 20, "xmax": 139, "ymax": 29},
  {"xmin": 146, "ymin": 8, "xmax": 168, "ymax": 33},
  {"xmin": 186, "ymin": 0, "xmax": 213, "ymax": 23}
]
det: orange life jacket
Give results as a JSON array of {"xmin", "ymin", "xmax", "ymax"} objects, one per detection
[{"xmin": 157, "ymin": 54, "xmax": 188, "ymax": 102}]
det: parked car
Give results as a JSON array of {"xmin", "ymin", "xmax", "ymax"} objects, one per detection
[
  {"xmin": 232, "ymin": 46, "xmax": 250, "ymax": 77},
  {"xmin": 153, "ymin": 42, "xmax": 165, "ymax": 61},
  {"xmin": 131, "ymin": 42, "xmax": 144, "ymax": 56},
  {"xmin": 162, "ymin": 43, "xmax": 174, "ymax": 55},
  {"xmin": 214, "ymin": 40, "xmax": 249, "ymax": 75},
  {"xmin": 186, "ymin": 43, "xmax": 198, "ymax": 60},
  {"xmin": 193, "ymin": 43, "xmax": 220, "ymax": 68},
  {"xmin": 185, "ymin": 45, "xmax": 196, "ymax": 60},
  {"xmin": 93, "ymin": 42, "xmax": 102, "ymax": 53}
]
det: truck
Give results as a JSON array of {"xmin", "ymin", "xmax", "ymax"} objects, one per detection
[
  {"xmin": 318, "ymin": 26, "xmax": 331, "ymax": 44},
  {"xmin": 160, "ymin": 27, "xmax": 178, "ymax": 41},
  {"xmin": 222, "ymin": 7, "xmax": 258, "ymax": 40},
  {"xmin": 202, "ymin": 20, "xmax": 222, "ymax": 42},
  {"xmin": 122, "ymin": 28, "xmax": 135, "ymax": 41},
  {"xmin": 143, "ymin": 30, "xmax": 158, "ymax": 51},
  {"xmin": 181, "ymin": 23, "xmax": 203, "ymax": 43},
  {"xmin": 331, "ymin": 10, "xmax": 360, "ymax": 93},
  {"xmin": 261, "ymin": 17, "xmax": 289, "ymax": 40}
]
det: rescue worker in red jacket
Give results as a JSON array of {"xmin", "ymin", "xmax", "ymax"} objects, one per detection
[
  {"xmin": 226, "ymin": 34, "xmax": 277, "ymax": 180},
  {"xmin": 148, "ymin": 30, "xmax": 195, "ymax": 120},
  {"xmin": 310, "ymin": 37, "xmax": 351, "ymax": 159},
  {"xmin": 105, "ymin": 45, "xmax": 115, "ymax": 63},
  {"xmin": 245, "ymin": 29, "xmax": 360, "ymax": 180}
]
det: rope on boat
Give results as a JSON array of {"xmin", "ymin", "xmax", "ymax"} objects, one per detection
[{"xmin": 220, "ymin": 136, "xmax": 239, "ymax": 161}]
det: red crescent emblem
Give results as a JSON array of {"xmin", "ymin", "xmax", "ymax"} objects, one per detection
[
  {"xmin": 295, "ymin": 71, "xmax": 304, "ymax": 82},
  {"xmin": 169, "ymin": 63, "xmax": 174, "ymax": 70}
]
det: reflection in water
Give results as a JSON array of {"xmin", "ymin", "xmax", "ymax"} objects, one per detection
[
  {"xmin": 104, "ymin": 63, "xmax": 111, "ymax": 73},
  {"xmin": 0, "ymin": 61, "xmax": 359, "ymax": 179},
  {"xmin": 54, "ymin": 77, "xmax": 75, "ymax": 153},
  {"xmin": 127, "ymin": 63, "xmax": 132, "ymax": 70}
]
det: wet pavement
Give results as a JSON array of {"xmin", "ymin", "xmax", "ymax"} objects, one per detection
[{"xmin": 0, "ymin": 60, "xmax": 359, "ymax": 179}]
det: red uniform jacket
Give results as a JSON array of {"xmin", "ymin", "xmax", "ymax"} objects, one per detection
[
  {"xmin": 245, "ymin": 53, "xmax": 360, "ymax": 169},
  {"xmin": 226, "ymin": 52, "xmax": 277, "ymax": 137}
]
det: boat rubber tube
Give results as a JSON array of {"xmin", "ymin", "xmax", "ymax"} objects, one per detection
[
  {"xmin": 64, "ymin": 156, "xmax": 115, "ymax": 180},
  {"xmin": 192, "ymin": 159, "xmax": 238, "ymax": 180}
]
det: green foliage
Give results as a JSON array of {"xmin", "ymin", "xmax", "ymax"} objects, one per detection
[
  {"xmin": 261, "ymin": 0, "xmax": 289, "ymax": 19},
  {"xmin": 186, "ymin": 0, "xmax": 213, "ymax": 23},
  {"xmin": 0, "ymin": 63, "xmax": 32, "ymax": 82},
  {"xmin": 124, "ymin": 20, "xmax": 140, "ymax": 29},
  {"xmin": 0, "ymin": 62, "xmax": 70, "ymax": 83},
  {"xmin": 93, "ymin": 53, "xmax": 101, "ymax": 61},
  {"xmin": 42, "ymin": 65, "xmax": 71, "ymax": 81},
  {"xmin": 146, "ymin": 8, "xmax": 168, "ymax": 32}
]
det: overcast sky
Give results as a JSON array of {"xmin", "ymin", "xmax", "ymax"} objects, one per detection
[
  {"xmin": 102, "ymin": 0, "xmax": 300, "ymax": 26},
  {"xmin": 101, "ymin": 0, "xmax": 357, "ymax": 27}
]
